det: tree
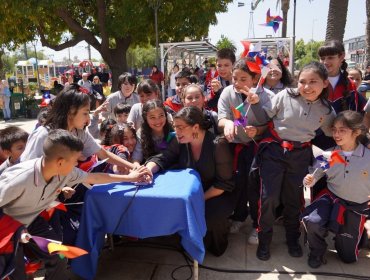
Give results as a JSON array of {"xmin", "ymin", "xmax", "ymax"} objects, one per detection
[
  {"xmin": 280, "ymin": 0, "xmax": 290, "ymax": 38},
  {"xmin": 0, "ymin": 0, "xmax": 232, "ymax": 88},
  {"xmin": 294, "ymin": 39, "xmax": 323, "ymax": 69},
  {"xmin": 325, "ymin": 0, "xmax": 349, "ymax": 42},
  {"xmin": 127, "ymin": 44, "xmax": 156, "ymax": 69},
  {"xmin": 216, "ymin": 35, "xmax": 236, "ymax": 53},
  {"xmin": 366, "ymin": 0, "xmax": 370, "ymax": 65}
]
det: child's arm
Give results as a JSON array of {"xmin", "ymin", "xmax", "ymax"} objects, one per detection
[
  {"xmin": 85, "ymin": 166, "xmax": 151, "ymax": 185},
  {"xmin": 97, "ymin": 148, "xmax": 135, "ymax": 170}
]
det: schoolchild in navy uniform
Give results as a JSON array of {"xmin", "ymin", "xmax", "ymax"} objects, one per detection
[
  {"xmin": 0, "ymin": 130, "xmax": 150, "ymax": 280},
  {"xmin": 218, "ymin": 57, "xmax": 274, "ymax": 244},
  {"xmin": 138, "ymin": 100, "xmax": 175, "ymax": 162},
  {"xmin": 313, "ymin": 40, "xmax": 367, "ymax": 150},
  {"xmin": 206, "ymin": 48, "xmax": 236, "ymax": 111},
  {"xmin": 163, "ymin": 70, "xmax": 195, "ymax": 115},
  {"xmin": 312, "ymin": 40, "xmax": 368, "ymax": 200},
  {"xmin": 250, "ymin": 62, "xmax": 336, "ymax": 261},
  {"xmin": 0, "ymin": 126, "xmax": 29, "ymax": 175},
  {"xmin": 20, "ymin": 84, "xmax": 144, "ymax": 173},
  {"xmin": 182, "ymin": 84, "xmax": 219, "ymax": 135},
  {"xmin": 302, "ymin": 111, "xmax": 370, "ymax": 268}
]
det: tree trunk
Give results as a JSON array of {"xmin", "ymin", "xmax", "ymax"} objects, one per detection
[
  {"xmin": 325, "ymin": 0, "xmax": 349, "ymax": 42},
  {"xmin": 0, "ymin": 49, "xmax": 4, "ymax": 79},
  {"xmin": 281, "ymin": 0, "xmax": 290, "ymax": 38},
  {"xmin": 99, "ymin": 38, "xmax": 131, "ymax": 91},
  {"xmin": 366, "ymin": 0, "xmax": 370, "ymax": 65}
]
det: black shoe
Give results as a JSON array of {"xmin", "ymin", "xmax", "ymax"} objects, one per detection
[
  {"xmin": 288, "ymin": 243, "xmax": 303, "ymax": 257},
  {"xmin": 308, "ymin": 254, "xmax": 325, "ymax": 269},
  {"xmin": 256, "ymin": 243, "xmax": 270, "ymax": 261}
]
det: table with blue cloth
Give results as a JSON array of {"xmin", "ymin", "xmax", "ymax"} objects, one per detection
[{"xmin": 71, "ymin": 169, "xmax": 207, "ymax": 279}]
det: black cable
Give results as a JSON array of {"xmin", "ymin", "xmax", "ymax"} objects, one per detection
[
  {"xmin": 105, "ymin": 241, "xmax": 370, "ymax": 280},
  {"xmin": 112, "ymin": 186, "xmax": 140, "ymax": 234}
]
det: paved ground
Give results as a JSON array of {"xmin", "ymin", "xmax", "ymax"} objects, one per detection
[{"xmin": 1, "ymin": 118, "xmax": 370, "ymax": 280}]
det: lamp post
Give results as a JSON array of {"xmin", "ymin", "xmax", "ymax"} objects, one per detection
[
  {"xmin": 33, "ymin": 41, "xmax": 41, "ymax": 90},
  {"xmin": 292, "ymin": 0, "xmax": 296, "ymax": 72},
  {"xmin": 149, "ymin": 0, "xmax": 161, "ymax": 67}
]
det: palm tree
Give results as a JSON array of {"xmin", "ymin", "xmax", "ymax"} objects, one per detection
[
  {"xmin": 325, "ymin": 0, "xmax": 349, "ymax": 42},
  {"xmin": 366, "ymin": 0, "xmax": 370, "ymax": 64},
  {"xmin": 280, "ymin": 0, "xmax": 290, "ymax": 38}
]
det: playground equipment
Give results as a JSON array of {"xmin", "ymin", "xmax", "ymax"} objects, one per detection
[{"xmin": 15, "ymin": 58, "xmax": 56, "ymax": 88}]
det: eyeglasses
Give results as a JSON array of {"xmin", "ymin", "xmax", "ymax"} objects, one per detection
[
  {"xmin": 331, "ymin": 127, "xmax": 352, "ymax": 136},
  {"xmin": 173, "ymin": 125, "xmax": 190, "ymax": 132}
]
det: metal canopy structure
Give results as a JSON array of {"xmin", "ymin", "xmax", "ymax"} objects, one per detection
[{"xmin": 159, "ymin": 40, "xmax": 218, "ymax": 99}]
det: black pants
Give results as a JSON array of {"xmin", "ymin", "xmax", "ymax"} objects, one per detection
[
  {"xmin": 204, "ymin": 191, "xmax": 236, "ymax": 256},
  {"xmin": 257, "ymin": 143, "xmax": 310, "ymax": 246},
  {"xmin": 229, "ymin": 143, "xmax": 258, "ymax": 227},
  {"xmin": 302, "ymin": 194, "xmax": 368, "ymax": 263},
  {"xmin": 10, "ymin": 217, "xmax": 69, "ymax": 280}
]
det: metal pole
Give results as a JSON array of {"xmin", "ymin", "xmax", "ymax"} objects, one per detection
[
  {"xmin": 34, "ymin": 42, "xmax": 41, "ymax": 90},
  {"xmin": 292, "ymin": 0, "xmax": 296, "ymax": 72},
  {"xmin": 154, "ymin": 7, "xmax": 159, "ymax": 67}
]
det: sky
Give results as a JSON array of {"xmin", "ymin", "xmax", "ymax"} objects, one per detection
[{"xmin": 39, "ymin": 0, "xmax": 366, "ymax": 62}]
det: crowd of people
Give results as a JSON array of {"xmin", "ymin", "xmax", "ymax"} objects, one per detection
[{"xmin": 1, "ymin": 39, "xmax": 370, "ymax": 279}]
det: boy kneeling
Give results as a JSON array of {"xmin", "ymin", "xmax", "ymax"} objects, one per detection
[{"xmin": 0, "ymin": 129, "xmax": 150, "ymax": 279}]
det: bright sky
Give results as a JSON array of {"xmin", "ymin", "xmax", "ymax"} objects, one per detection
[
  {"xmin": 40, "ymin": 0, "xmax": 366, "ymax": 62},
  {"xmin": 208, "ymin": 0, "xmax": 366, "ymax": 53}
]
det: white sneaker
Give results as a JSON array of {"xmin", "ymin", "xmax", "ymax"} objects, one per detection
[
  {"xmin": 229, "ymin": 221, "xmax": 245, "ymax": 233},
  {"xmin": 248, "ymin": 228, "xmax": 259, "ymax": 245}
]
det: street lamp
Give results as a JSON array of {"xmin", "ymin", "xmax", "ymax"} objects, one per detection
[
  {"xmin": 33, "ymin": 41, "xmax": 41, "ymax": 90},
  {"xmin": 148, "ymin": 0, "xmax": 161, "ymax": 67}
]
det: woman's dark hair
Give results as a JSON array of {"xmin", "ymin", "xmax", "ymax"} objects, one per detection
[
  {"xmin": 99, "ymin": 119, "xmax": 117, "ymax": 143},
  {"xmin": 152, "ymin": 65, "xmax": 159, "ymax": 73},
  {"xmin": 318, "ymin": 40, "xmax": 349, "ymax": 111},
  {"xmin": 174, "ymin": 106, "xmax": 209, "ymax": 130},
  {"xmin": 332, "ymin": 110, "xmax": 366, "ymax": 143},
  {"xmin": 141, "ymin": 100, "xmax": 173, "ymax": 160},
  {"xmin": 272, "ymin": 57, "xmax": 293, "ymax": 87},
  {"xmin": 102, "ymin": 123, "xmax": 136, "ymax": 146},
  {"xmin": 233, "ymin": 57, "xmax": 260, "ymax": 80},
  {"xmin": 288, "ymin": 61, "xmax": 332, "ymax": 113},
  {"xmin": 44, "ymin": 84, "xmax": 90, "ymax": 129},
  {"xmin": 137, "ymin": 79, "xmax": 159, "ymax": 95},
  {"xmin": 117, "ymin": 72, "xmax": 138, "ymax": 91}
]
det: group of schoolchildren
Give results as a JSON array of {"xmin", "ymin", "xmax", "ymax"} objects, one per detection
[{"xmin": 1, "ymin": 39, "xmax": 370, "ymax": 279}]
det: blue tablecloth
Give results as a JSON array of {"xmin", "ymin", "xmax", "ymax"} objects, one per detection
[{"xmin": 71, "ymin": 169, "xmax": 206, "ymax": 279}]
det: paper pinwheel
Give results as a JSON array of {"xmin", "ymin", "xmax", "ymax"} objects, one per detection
[
  {"xmin": 260, "ymin": 8, "xmax": 283, "ymax": 33},
  {"xmin": 231, "ymin": 103, "xmax": 248, "ymax": 127},
  {"xmin": 32, "ymin": 236, "xmax": 88, "ymax": 259}
]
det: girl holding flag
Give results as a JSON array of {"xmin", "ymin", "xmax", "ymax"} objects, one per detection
[
  {"xmin": 302, "ymin": 110, "xmax": 370, "ymax": 268},
  {"xmin": 217, "ymin": 56, "xmax": 274, "ymax": 243},
  {"xmin": 249, "ymin": 61, "xmax": 336, "ymax": 261}
]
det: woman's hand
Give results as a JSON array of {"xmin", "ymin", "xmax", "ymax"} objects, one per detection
[
  {"xmin": 128, "ymin": 166, "xmax": 153, "ymax": 183},
  {"xmin": 62, "ymin": 187, "xmax": 76, "ymax": 199},
  {"xmin": 244, "ymin": 126, "xmax": 257, "ymax": 138},
  {"xmin": 303, "ymin": 174, "xmax": 314, "ymax": 187}
]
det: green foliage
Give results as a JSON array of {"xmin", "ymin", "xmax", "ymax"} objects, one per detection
[
  {"xmin": 216, "ymin": 35, "xmax": 237, "ymax": 53},
  {"xmin": 294, "ymin": 39, "xmax": 324, "ymax": 69},
  {"xmin": 0, "ymin": 0, "xmax": 233, "ymax": 86},
  {"xmin": 127, "ymin": 44, "xmax": 156, "ymax": 68}
]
